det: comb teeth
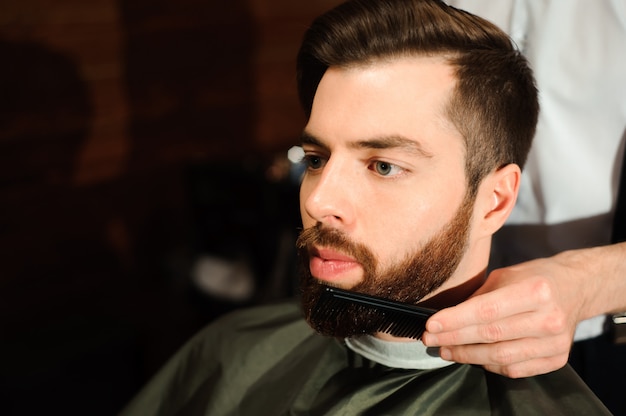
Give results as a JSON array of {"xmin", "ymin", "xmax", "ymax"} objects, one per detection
[
  {"xmin": 378, "ymin": 309, "xmax": 425, "ymax": 338},
  {"xmin": 312, "ymin": 286, "xmax": 437, "ymax": 340}
]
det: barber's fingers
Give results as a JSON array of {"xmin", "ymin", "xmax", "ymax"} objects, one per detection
[
  {"xmin": 424, "ymin": 279, "xmax": 567, "ymax": 346},
  {"xmin": 424, "ymin": 307, "xmax": 570, "ymax": 348},
  {"xmin": 437, "ymin": 337, "xmax": 571, "ymax": 378}
]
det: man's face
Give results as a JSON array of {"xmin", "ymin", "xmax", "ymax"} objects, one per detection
[{"xmin": 298, "ymin": 56, "xmax": 476, "ymax": 338}]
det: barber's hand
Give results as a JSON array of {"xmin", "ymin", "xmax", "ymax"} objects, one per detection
[{"xmin": 422, "ymin": 255, "xmax": 586, "ymax": 378}]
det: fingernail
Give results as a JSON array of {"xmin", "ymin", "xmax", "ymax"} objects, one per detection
[
  {"xmin": 428, "ymin": 320, "xmax": 443, "ymax": 333},
  {"xmin": 440, "ymin": 347, "xmax": 452, "ymax": 361}
]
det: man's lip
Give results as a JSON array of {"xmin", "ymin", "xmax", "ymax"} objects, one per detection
[
  {"xmin": 313, "ymin": 247, "xmax": 357, "ymax": 263},
  {"xmin": 309, "ymin": 247, "xmax": 361, "ymax": 285}
]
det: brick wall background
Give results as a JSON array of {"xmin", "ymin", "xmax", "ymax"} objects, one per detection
[{"xmin": 0, "ymin": 1, "xmax": 341, "ymax": 414}]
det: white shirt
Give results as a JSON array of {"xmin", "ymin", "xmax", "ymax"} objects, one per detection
[{"xmin": 446, "ymin": 0, "xmax": 626, "ymax": 340}]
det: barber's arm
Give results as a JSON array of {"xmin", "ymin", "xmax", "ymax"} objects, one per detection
[{"xmin": 422, "ymin": 242, "xmax": 626, "ymax": 378}]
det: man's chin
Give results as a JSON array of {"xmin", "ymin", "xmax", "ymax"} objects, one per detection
[
  {"xmin": 309, "ymin": 268, "xmax": 364, "ymax": 289},
  {"xmin": 311, "ymin": 277, "xmax": 358, "ymax": 291},
  {"xmin": 300, "ymin": 279, "xmax": 385, "ymax": 339}
]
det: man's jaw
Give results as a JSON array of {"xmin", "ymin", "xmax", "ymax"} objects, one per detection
[{"xmin": 308, "ymin": 246, "xmax": 363, "ymax": 287}]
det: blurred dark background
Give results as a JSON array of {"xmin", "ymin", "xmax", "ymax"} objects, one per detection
[{"xmin": 0, "ymin": 0, "xmax": 341, "ymax": 414}]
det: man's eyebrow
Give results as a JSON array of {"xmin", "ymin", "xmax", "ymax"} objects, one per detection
[
  {"xmin": 301, "ymin": 131, "xmax": 327, "ymax": 149},
  {"xmin": 301, "ymin": 131, "xmax": 434, "ymax": 158},
  {"xmin": 349, "ymin": 135, "xmax": 434, "ymax": 158}
]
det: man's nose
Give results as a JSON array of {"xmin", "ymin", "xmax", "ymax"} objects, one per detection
[{"xmin": 302, "ymin": 158, "xmax": 356, "ymax": 228}]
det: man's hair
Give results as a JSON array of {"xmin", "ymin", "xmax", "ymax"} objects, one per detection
[{"xmin": 297, "ymin": 0, "xmax": 538, "ymax": 195}]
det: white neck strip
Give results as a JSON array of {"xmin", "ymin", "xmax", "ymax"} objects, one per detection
[{"xmin": 345, "ymin": 335, "xmax": 455, "ymax": 370}]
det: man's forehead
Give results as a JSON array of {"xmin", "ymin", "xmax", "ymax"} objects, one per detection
[
  {"xmin": 306, "ymin": 56, "xmax": 462, "ymax": 154},
  {"xmin": 314, "ymin": 56, "xmax": 458, "ymax": 119}
]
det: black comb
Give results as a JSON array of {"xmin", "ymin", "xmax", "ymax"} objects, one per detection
[{"xmin": 312, "ymin": 286, "xmax": 437, "ymax": 339}]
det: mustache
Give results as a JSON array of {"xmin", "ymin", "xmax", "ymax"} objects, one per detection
[{"xmin": 296, "ymin": 224, "xmax": 377, "ymax": 274}]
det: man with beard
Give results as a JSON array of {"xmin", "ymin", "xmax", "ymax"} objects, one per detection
[{"xmin": 120, "ymin": 0, "xmax": 610, "ymax": 414}]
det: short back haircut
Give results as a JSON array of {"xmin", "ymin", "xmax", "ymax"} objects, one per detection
[{"xmin": 297, "ymin": 0, "xmax": 539, "ymax": 195}]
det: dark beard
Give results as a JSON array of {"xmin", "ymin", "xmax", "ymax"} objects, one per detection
[{"xmin": 296, "ymin": 192, "xmax": 474, "ymax": 338}]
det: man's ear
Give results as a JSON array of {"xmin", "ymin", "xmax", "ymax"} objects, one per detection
[{"xmin": 474, "ymin": 163, "xmax": 520, "ymax": 237}]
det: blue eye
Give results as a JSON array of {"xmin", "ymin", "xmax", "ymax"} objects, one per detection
[
  {"xmin": 373, "ymin": 161, "xmax": 402, "ymax": 176},
  {"xmin": 375, "ymin": 161, "xmax": 392, "ymax": 175}
]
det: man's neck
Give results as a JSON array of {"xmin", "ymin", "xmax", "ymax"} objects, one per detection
[
  {"xmin": 373, "ymin": 269, "xmax": 487, "ymax": 343},
  {"xmin": 419, "ymin": 268, "xmax": 487, "ymax": 309}
]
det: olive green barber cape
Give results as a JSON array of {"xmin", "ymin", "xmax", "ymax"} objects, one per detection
[{"xmin": 120, "ymin": 301, "xmax": 610, "ymax": 415}]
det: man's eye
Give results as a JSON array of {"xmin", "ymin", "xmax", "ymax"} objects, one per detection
[
  {"xmin": 303, "ymin": 155, "xmax": 325, "ymax": 170},
  {"xmin": 372, "ymin": 161, "xmax": 402, "ymax": 176}
]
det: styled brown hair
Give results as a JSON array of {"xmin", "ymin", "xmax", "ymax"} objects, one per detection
[{"xmin": 297, "ymin": 0, "xmax": 538, "ymax": 194}]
